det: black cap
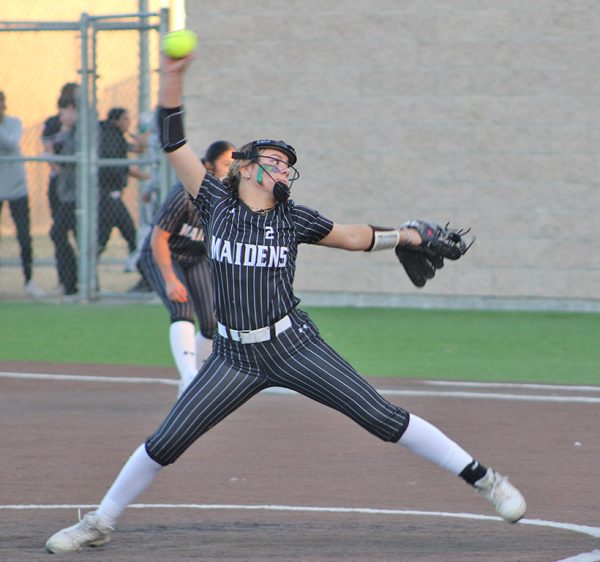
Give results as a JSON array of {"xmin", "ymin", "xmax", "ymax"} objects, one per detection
[{"xmin": 232, "ymin": 139, "xmax": 297, "ymax": 166}]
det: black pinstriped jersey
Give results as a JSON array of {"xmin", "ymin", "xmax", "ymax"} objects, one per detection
[
  {"xmin": 142, "ymin": 183, "xmax": 206, "ymax": 264},
  {"xmin": 193, "ymin": 174, "xmax": 334, "ymax": 331}
]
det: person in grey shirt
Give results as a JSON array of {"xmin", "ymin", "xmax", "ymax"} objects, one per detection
[{"xmin": 0, "ymin": 90, "xmax": 45, "ymax": 297}]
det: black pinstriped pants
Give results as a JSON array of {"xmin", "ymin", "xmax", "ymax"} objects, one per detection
[{"xmin": 146, "ymin": 308, "xmax": 410, "ymax": 466}]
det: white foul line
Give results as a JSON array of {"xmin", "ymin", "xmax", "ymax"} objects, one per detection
[
  {"xmin": 2, "ymin": 371, "xmax": 600, "ymax": 403},
  {"xmin": 0, "ymin": 371, "xmax": 177, "ymax": 386},
  {"xmin": 426, "ymin": 380, "xmax": 600, "ymax": 393},
  {"xmin": 556, "ymin": 551, "xmax": 600, "ymax": 562},
  {"xmin": 379, "ymin": 390, "xmax": 600, "ymax": 404},
  {"xmin": 2, "ymin": 502, "xmax": 600, "ymax": 540}
]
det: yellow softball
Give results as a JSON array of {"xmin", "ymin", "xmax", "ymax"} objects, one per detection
[{"xmin": 161, "ymin": 29, "xmax": 198, "ymax": 59}]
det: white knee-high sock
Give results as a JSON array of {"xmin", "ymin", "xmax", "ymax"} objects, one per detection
[
  {"xmin": 398, "ymin": 414, "xmax": 473, "ymax": 475},
  {"xmin": 195, "ymin": 332, "xmax": 213, "ymax": 370},
  {"xmin": 96, "ymin": 444, "xmax": 163, "ymax": 527},
  {"xmin": 170, "ymin": 321, "xmax": 198, "ymax": 390}
]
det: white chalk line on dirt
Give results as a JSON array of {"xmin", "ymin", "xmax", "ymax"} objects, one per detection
[
  {"xmin": 2, "ymin": 503, "xmax": 600, "ymax": 541},
  {"xmin": 4, "ymin": 372, "xmax": 599, "ymax": 560},
  {"xmin": 556, "ymin": 551, "xmax": 600, "ymax": 562},
  {"xmin": 426, "ymin": 380, "xmax": 600, "ymax": 393},
  {"xmin": 379, "ymin": 390, "xmax": 600, "ymax": 403},
  {"xmin": 2, "ymin": 371, "xmax": 600, "ymax": 404},
  {"xmin": 0, "ymin": 371, "xmax": 177, "ymax": 386}
]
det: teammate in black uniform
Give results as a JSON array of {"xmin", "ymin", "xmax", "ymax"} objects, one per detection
[
  {"xmin": 46, "ymin": 54, "xmax": 526, "ymax": 554},
  {"xmin": 138, "ymin": 141, "xmax": 234, "ymax": 396}
]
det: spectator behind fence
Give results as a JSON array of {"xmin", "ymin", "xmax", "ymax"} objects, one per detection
[
  {"xmin": 42, "ymin": 82, "xmax": 79, "ymax": 296},
  {"xmin": 0, "ymin": 90, "xmax": 45, "ymax": 298},
  {"xmin": 97, "ymin": 107, "xmax": 150, "ymax": 271},
  {"xmin": 49, "ymin": 100, "xmax": 79, "ymax": 297}
]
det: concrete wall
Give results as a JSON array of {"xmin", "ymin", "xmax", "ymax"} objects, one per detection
[{"xmin": 183, "ymin": 1, "xmax": 600, "ymax": 309}]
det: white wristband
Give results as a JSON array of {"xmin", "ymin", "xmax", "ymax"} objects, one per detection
[{"xmin": 370, "ymin": 229, "xmax": 401, "ymax": 252}]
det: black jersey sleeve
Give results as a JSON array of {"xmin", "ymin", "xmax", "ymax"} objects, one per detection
[
  {"xmin": 292, "ymin": 204, "xmax": 334, "ymax": 244},
  {"xmin": 191, "ymin": 173, "xmax": 230, "ymax": 222}
]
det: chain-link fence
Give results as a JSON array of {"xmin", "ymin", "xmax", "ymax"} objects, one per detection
[{"xmin": 0, "ymin": 8, "xmax": 173, "ymax": 302}]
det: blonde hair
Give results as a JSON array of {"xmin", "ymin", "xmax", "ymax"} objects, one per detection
[{"xmin": 224, "ymin": 141, "xmax": 254, "ymax": 194}]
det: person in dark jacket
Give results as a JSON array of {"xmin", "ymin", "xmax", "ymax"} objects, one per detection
[
  {"xmin": 44, "ymin": 83, "xmax": 79, "ymax": 295},
  {"xmin": 97, "ymin": 107, "xmax": 149, "ymax": 262},
  {"xmin": 48, "ymin": 101, "xmax": 78, "ymax": 296}
]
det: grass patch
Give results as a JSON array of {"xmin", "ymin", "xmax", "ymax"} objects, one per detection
[
  {"xmin": 1, "ymin": 301, "xmax": 171, "ymax": 366},
  {"xmin": 0, "ymin": 302, "xmax": 598, "ymax": 385},
  {"xmin": 311, "ymin": 307, "xmax": 599, "ymax": 384}
]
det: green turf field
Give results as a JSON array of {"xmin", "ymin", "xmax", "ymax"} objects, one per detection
[{"xmin": 0, "ymin": 302, "xmax": 598, "ymax": 385}]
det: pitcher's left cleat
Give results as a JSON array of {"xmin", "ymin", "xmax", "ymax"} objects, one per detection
[{"xmin": 475, "ymin": 468, "xmax": 526, "ymax": 523}]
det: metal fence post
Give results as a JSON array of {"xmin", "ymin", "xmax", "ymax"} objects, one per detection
[
  {"xmin": 139, "ymin": 0, "xmax": 151, "ymax": 125},
  {"xmin": 77, "ymin": 12, "xmax": 91, "ymax": 301},
  {"xmin": 88, "ymin": 19, "xmax": 100, "ymax": 300},
  {"xmin": 158, "ymin": 7, "xmax": 175, "ymax": 197}
]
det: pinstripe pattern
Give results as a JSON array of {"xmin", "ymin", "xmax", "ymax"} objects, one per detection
[
  {"xmin": 145, "ymin": 176, "xmax": 409, "ymax": 466},
  {"xmin": 147, "ymin": 183, "xmax": 208, "ymax": 264},
  {"xmin": 193, "ymin": 175, "xmax": 332, "ymax": 330},
  {"xmin": 138, "ymin": 183, "xmax": 216, "ymax": 337},
  {"xmin": 146, "ymin": 310, "xmax": 409, "ymax": 466}
]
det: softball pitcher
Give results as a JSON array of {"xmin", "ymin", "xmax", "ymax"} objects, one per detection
[{"xmin": 46, "ymin": 53, "xmax": 526, "ymax": 554}]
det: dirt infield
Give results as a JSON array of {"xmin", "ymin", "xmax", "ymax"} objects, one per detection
[{"xmin": 1, "ymin": 361, "xmax": 599, "ymax": 561}]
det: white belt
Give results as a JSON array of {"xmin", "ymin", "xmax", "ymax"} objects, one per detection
[{"xmin": 217, "ymin": 315, "xmax": 292, "ymax": 344}]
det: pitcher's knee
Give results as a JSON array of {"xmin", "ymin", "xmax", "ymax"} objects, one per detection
[
  {"xmin": 365, "ymin": 405, "xmax": 411, "ymax": 443},
  {"xmin": 145, "ymin": 436, "xmax": 182, "ymax": 467}
]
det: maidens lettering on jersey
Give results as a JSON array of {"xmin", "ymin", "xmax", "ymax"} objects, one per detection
[
  {"xmin": 210, "ymin": 236, "xmax": 288, "ymax": 267},
  {"xmin": 178, "ymin": 223, "xmax": 204, "ymax": 241}
]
